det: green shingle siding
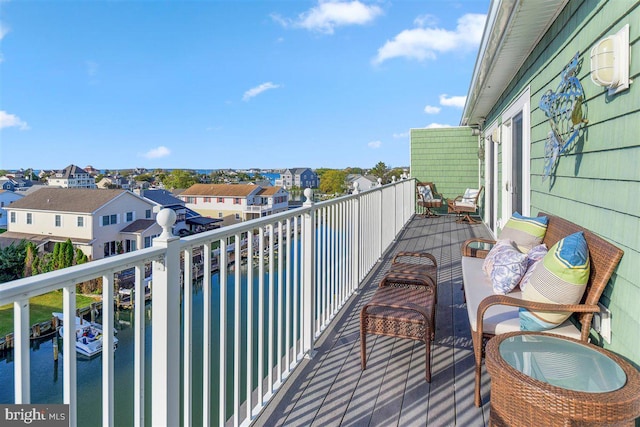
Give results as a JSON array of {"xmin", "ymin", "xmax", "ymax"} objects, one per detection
[
  {"xmin": 410, "ymin": 127, "xmax": 479, "ymax": 200},
  {"xmin": 486, "ymin": 0, "xmax": 640, "ymax": 363}
]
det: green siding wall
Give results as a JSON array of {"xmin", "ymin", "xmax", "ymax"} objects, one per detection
[
  {"xmin": 482, "ymin": 0, "xmax": 640, "ymax": 363},
  {"xmin": 410, "ymin": 127, "xmax": 480, "ymax": 200}
]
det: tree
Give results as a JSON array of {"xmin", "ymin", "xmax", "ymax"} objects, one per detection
[
  {"xmin": 0, "ymin": 241, "xmax": 28, "ymax": 283},
  {"xmin": 63, "ymin": 239, "xmax": 74, "ymax": 268},
  {"xmin": 23, "ymin": 242, "xmax": 37, "ymax": 277},
  {"xmin": 369, "ymin": 161, "xmax": 388, "ymax": 180},
  {"xmin": 345, "ymin": 167, "xmax": 364, "ymax": 175},
  {"xmin": 162, "ymin": 169, "xmax": 197, "ymax": 190},
  {"xmin": 319, "ymin": 170, "xmax": 347, "ymax": 194}
]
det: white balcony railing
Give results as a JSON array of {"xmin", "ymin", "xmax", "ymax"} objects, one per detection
[{"xmin": 0, "ymin": 178, "xmax": 416, "ymax": 427}]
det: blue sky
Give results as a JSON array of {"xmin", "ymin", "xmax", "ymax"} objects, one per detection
[{"xmin": 0, "ymin": 0, "xmax": 488, "ymax": 171}]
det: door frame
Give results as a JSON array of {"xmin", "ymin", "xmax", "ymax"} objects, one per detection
[{"xmin": 500, "ymin": 87, "xmax": 531, "ymax": 226}]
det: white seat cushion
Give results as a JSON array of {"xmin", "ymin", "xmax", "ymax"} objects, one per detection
[{"xmin": 462, "ymin": 256, "xmax": 581, "ymax": 339}]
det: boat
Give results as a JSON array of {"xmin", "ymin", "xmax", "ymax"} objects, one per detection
[{"xmin": 53, "ymin": 313, "xmax": 118, "ymax": 357}]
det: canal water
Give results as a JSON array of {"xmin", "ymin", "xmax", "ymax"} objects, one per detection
[{"xmin": 0, "ymin": 265, "xmax": 301, "ymax": 426}]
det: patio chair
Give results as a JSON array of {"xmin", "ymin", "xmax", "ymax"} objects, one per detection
[
  {"xmin": 416, "ymin": 182, "xmax": 443, "ymax": 217},
  {"xmin": 447, "ymin": 186, "xmax": 484, "ymax": 224}
]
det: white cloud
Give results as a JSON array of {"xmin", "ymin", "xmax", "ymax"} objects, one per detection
[
  {"xmin": 143, "ymin": 146, "xmax": 171, "ymax": 159},
  {"xmin": 439, "ymin": 94, "xmax": 466, "ymax": 108},
  {"xmin": 424, "ymin": 105, "xmax": 441, "ymax": 114},
  {"xmin": 243, "ymin": 82, "xmax": 281, "ymax": 101},
  {"xmin": 368, "ymin": 140, "xmax": 382, "ymax": 149},
  {"xmin": 0, "ymin": 111, "xmax": 29, "ymax": 130},
  {"xmin": 373, "ymin": 13, "xmax": 486, "ymax": 64},
  {"xmin": 425, "ymin": 123, "xmax": 452, "ymax": 129},
  {"xmin": 0, "ymin": 22, "xmax": 9, "ymax": 40},
  {"xmin": 272, "ymin": 1, "xmax": 383, "ymax": 35},
  {"xmin": 393, "ymin": 131, "xmax": 409, "ymax": 139},
  {"xmin": 414, "ymin": 14, "xmax": 437, "ymax": 28}
]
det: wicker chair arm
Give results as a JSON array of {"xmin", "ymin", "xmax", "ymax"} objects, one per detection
[
  {"xmin": 461, "ymin": 238, "xmax": 497, "ymax": 258},
  {"xmin": 475, "ymin": 295, "xmax": 599, "ymax": 343},
  {"xmin": 392, "ymin": 251, "xmax": 438, "ymax": 268},
  {"xmin": 365, "ymin": 300, "xmax": 430, "ymax": 319}
]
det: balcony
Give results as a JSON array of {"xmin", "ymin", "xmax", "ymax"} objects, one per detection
[
  {"xmin": 243, "ymin": 204, "xmax": 274, "ymax": 214},
  {"xmin": 1, "ymin": 179, "xmax": 423, "ymax": 426}
]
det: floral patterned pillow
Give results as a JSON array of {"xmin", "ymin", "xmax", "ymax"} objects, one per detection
[
  {"xmin": 482, "ymin": 240, "xmax": 528, "ymax": 295},
  {"xmin": 519, "ymin": 244, "xmax": 548, "ymax": 292}
]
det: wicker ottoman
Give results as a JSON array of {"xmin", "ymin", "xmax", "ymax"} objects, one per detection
[{"xmin": 360, "ymin": 284, "xmax": 436, "ymax": 382}]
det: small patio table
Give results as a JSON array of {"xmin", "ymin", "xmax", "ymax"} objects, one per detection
[{"xmin": 485, "ymin": 331, "xmax": 640, "ymax": 426}]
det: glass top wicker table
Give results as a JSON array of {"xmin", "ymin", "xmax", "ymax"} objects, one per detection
[{"xmin": 485, "ymin": 331, "xmax": 640, "ymax": 426}]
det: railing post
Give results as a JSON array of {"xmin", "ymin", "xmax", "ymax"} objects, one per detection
[
  {"xmin": 377, "ymin": 178, "xmax": 383, "ymax": 258},
  {"xmin": 151, "ymin": 209, "xmax": 180, "ymax": 427},
  {"xmin": 302, "ymin": 188, "xmax": 316, "ymax": 358},
  {"xmin": 14, "ymin": 299, "xmax": 29, "ymax": 404},
  {"xmin": 352, "ymin": 183, "xmax": 361, "ymax": 288}
]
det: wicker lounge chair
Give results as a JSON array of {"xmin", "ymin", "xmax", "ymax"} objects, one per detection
[
  {"xmin": 360, "ymin": 252, "xmax": 438, "ymax": 381},
  {"xmin": 416, "ymin": 182, "xmax": 444, "ymax": 217},
  {"xmin": 447, "ymin": 186, "xmax": 484, "ymax": 224}
]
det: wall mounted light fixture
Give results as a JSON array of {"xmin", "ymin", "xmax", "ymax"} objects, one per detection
[
  {"xmin": 491, "ymin": 127, "xmax": 501, "ymax": 144},
  {"xmin": 590, "ymin": 24, "xmax": 630, "ymax": 95}
]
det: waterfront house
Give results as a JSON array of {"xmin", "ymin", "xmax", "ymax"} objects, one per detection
[
  {"xmin": 346, "ymin": 174, "xmax": 379, "ymax": 192},
  {"xmin": 179, "ymin": 183, "xmax": 289, "ymax": 227},
  {"xmin": 3, "ymin": 188, "xmax": 160, "ymax": 259},
  {"xmin": 2, "ymin": 2, "xmax": 639, "ymax": 426},
  {"xmin": 47, "ymin": 164, "xmax": 97, "ymax": 189},
  {"xmin": 276, "ymin": 167, "xmax": 319, "ymax": 189},
  {"xmin": 412, "ymin": 0, "xmax": 639, "ymax": 364},
  {"xmin": 0, "ymin": 190, "xmax": 23, "ymax": 229},
  {"xmin": 138, "ymin": 188, "xmax": 221, "ymax": 235}
]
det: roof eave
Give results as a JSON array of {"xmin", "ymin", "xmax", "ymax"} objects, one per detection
[{"xmin": 461, "ymin": 0, "xmax": 568, "ymax": 128}]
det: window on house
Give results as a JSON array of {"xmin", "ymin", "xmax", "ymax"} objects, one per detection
[
  {"xmin": 144, "ymin": 236, "xmax": 151, "ymax": 248},
  {"xmin": 126, "ymin": 211, "xmax": 134, "ymax": 222},
  {"xmin": 55, "ymin": 215, "xmax": 61, "ymax": 227},
  {"xmin": 104, "ymin": 241, "xmax": 118, "ymax": 257},
  {"xmin": 110, "ymin": 214, "xmax": 117, "ymax": 224},
  {"xmin": 26, "ymin": 213, "xmax": 32, "ymax": 225},
  {"xmin": 218, "ymin": 212, "xmax": 223, "ymax": 218},
  {"xmin": 10, "ymin": 212, "xmax": 15, "ymax": 223},
  {"xmin": 235, "ymin": 213, "xmax": 241, "ymax": 220},
  {"xmin": 77, "ymin": 217, "xmax": 84, "ymax": 227},
  {"xmin": 217, "ymin": 197, "xmax": 224, "ymax": 203},
  {"xmin": 204, "ymin": 197, "xmax": 211, "ymax": 203},
  {"xmin": 145, "ymin": 209, "xmax": 151, "ymax": 219},
  {"xmin": 233, "ymin": 198, "xmax": 241, "ymax": 205},
  {"xmin": 102, "ymin": 215, "xmax": 110, "ymax": 226},
  {"xmin": 125, "ymin": 240, "xmax": 137, "ymax": 252},
  {"xmin": 0, "ymin": 202, "xmax": 4, "ymax": 207},
  {"xmin": 186, "ymin": 197, "xmax": 196, "ymax": 204}
]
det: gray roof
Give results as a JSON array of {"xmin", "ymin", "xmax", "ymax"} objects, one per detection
[
  {"xmin": 57, "ymin": 164, "xmax": 89, "ymax": 179},
  {"xmin": 120, "ymin": 219, "xmax": 157, "ymax": 233},
  {"xmin": 186, "ymin": 216, "xmax": 222, "ymax": 226},
  {"xmin": 6, "ymin": 188, "xmax": 129, "ymax": 213},
  {"xmin": 142, "ymin": 189, "xmax": 184, "ymax": 207}
]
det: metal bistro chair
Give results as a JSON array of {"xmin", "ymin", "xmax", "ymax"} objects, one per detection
[
  {"xmin": 448, "ymin": 186, "xmax": 484, "ymax": 224},
  {"xmin": 416, "ymin": 182, "xmax": 444, "ymax": 217}
]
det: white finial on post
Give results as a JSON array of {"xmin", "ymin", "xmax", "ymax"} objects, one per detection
[
  {"xmin": 392, "ymin": 176, "xmax": 396, "ymax": 183},
  {"xmin": 352, "ymin": 181, "xmax": 360, "ymax": 194},
  {"xmin": 377, "ymin": 178, "xmax": 383, "ymax": 187},
  {"xmin": 156, "ymin": 208, "xmax": 177, "ymax": 239},
  {"xmin": 303, "ymin": 188, "xmax": 314, "ymax": 206}
]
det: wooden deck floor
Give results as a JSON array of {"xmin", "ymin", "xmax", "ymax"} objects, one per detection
[{"xmin": 254, "ymin": 214, "xmax": 495, "ymax": 427}]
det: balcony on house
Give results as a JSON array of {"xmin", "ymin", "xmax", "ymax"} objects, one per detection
[{"xmin": 6, "ymin": 178, "xmax": 475, "ymax": 427}]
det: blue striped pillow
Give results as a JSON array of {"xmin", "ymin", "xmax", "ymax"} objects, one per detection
[{"xmin": 520, "ymin": 231, "xmax": 590, "ymax": 331}]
